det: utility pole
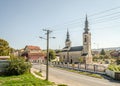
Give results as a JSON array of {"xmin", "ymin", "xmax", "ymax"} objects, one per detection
[
  {"xmin": 46, "ymin": 30, "xmax": 50, "ymax": 81},
  {"xmin": 39, "ymin": 29, "xmax": 55, "ymax": 81}
]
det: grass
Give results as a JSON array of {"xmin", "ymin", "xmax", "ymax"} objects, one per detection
[
  {"xmin": 57, "ymin": 84, "xmax": 68, "ymax": 86},
  {"xmin": 55, "ymin": 67, "xmax": 103, "ymax": 79},
  {"xmin": 0, "ymin": 73, "xmax": 54, "ymax": 86}
]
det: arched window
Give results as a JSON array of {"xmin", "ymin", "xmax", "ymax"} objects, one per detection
[{"xmin": 84, "ymin": 35, "xmax": 87, "ymax": 42}]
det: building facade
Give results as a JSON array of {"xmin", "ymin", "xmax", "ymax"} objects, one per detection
[
  {"xmin": 59, "ymin": 16, "xmax": 92, "ymax": 64},
  {"xmin": 22, "ymin": 45, "xmax": 45, "ymax": 63}
]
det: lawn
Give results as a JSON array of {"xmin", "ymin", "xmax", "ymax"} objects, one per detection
[{"xmin": 0, "ymin": 73, "xmax": 53, "ymax": 86}]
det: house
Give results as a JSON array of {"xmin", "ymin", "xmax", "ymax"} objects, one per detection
[
  {"xmin": 22, "ymin": 45, "xmax": 45, "ymax": 63},
  {"xmin": 59, "ymin": 16, "xmax": 93, "ymax": 64}
]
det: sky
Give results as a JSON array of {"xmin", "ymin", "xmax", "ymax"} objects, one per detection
[{"xmin": 0, "ymin": 0, "xmax": 120, "ymax": 50}]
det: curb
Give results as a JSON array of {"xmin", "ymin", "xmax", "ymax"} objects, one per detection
[{"xmin": 30, "ymin": 68, "xmax": 45, "ymax": 80}]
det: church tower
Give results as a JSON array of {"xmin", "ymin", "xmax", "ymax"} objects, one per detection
[
  {"xmin": 83, "ymin": 15, "xmax": 92, "ymax": 63},
  {"xmin": 65, "ymin": 29, "xmax": 71, "ymax": 48}
]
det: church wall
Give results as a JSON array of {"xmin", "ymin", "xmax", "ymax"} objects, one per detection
[
  {"xmin": 59, "ymin": 51, "xmax": 83, "ymax": 63},
  {"xmin": 69, "ymin": 51, "xmax": 82, "ymax": 63}
]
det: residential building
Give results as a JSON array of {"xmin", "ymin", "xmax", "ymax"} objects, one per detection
[{"xmin": 22, "ymin": 45, "xmax": 45, "ymax": 63}]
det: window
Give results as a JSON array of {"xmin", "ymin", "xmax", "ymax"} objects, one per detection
[{"xmin": 84, "ymin": 35, "xmax": 87, "ymax": 42}]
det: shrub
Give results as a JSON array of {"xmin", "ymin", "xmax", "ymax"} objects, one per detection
[
  {"xmin": 108, "ymin": 65, "xmax": 120, "ymax": 72},
  {"xmin": 6, "ymin": 56, "xmax": 31, "ymax": 75}
]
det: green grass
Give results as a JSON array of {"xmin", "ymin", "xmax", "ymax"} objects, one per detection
[
  {"xmin": 69, "ymin": 69, "xmax": 103, "ymax": 79},
  {"xmin": 55, "ymin": 67, "xmax": 103, "ymax": 79},
  {"xmin": 57, "ymin": 84, "xmax": 68, "ymax": 86},
  {"xmin": 0, "ymin": 73, "xmax": 54, "ymax": 86}
]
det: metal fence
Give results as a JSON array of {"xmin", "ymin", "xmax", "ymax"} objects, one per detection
[{"xmin": 50, "ymin": 62, "xmax": 107, "ymax": 74}]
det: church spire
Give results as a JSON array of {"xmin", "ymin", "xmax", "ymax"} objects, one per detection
[
  {"xmin": 84, "ymin": 15, "xmax": 89, "ymax": 33},
  {"xmin": 66, "ymin": 29, "xmax": 70, "ymax": 42}
]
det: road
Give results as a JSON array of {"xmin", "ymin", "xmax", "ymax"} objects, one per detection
[{"xmin": 32, "ymin": 63, "xmax": 120, "ymax": 86}]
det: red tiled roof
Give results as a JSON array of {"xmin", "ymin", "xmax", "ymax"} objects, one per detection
[
  {"xmin": 26, "ymin": 45, "xmax": 41, "ymax": 50},
  {"xmin": 28, "ymin": 53, "xmax": 43, "ymax": 56}
]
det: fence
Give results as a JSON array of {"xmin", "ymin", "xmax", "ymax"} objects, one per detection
[
  {"xmin": 51, "ymin": 62, "xmax": 107, "ymax": 74},
  {"xmin": 106, "ymin": 69, "xmax": 120, "ymax": 80},
  {"xmin": 0, "ymin": 60, "xmax": 9, "ymax": 74}
]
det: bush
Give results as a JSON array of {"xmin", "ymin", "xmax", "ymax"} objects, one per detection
[
  {"xmin": 6, "ymin": 56, "xmax": 31, "ymax": 75},
  {"xmin": 108, "ymin": 65, "xmax": 120, "ymax": 72}
]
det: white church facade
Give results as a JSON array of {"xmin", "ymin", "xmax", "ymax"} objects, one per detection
[{"xmin": 59, "ymin": 16, "xmax": 93, "ymax": 64}]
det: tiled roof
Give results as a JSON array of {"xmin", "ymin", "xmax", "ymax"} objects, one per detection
[{"xmin": 26, "ymin": 45, "xmax": 41, "ymax": 50}]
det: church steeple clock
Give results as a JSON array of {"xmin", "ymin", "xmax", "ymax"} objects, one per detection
[{"xmin": 83, "ymin": 15, "xmax": 92, "ymax": 63}]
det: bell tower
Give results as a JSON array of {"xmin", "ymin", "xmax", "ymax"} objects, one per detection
[
  {"xmin": 83, "ymin": 15, "xmax": 92, "ymax": 63},
  {"xmin": 65, "ymin": 29, "xmax": 71, "ymax": 48}
]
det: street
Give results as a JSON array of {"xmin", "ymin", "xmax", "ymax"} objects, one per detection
[{"xmin": 32, "ymin": 63, "xmax": 120, "ymax": 86}]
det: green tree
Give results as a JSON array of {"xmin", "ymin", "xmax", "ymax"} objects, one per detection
[
  {"xmin": 49, "ymin": 49, "xmax": 56, "ymax": 61},
  {"xmin": 100, "ymin": 49, "xmax": 106, "ymax": 55},
  {"xmin": 93, "ymin": 56, "xmax": 99, "ymax": 62},
  {"xmin": 0, "ymin": 38, "xmax": 10, "ymax": 56},
  {"xmin": 79, "ymin": 57, "xmax": 84, "ymax": 63}
]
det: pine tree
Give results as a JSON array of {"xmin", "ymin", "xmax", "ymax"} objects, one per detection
[{"xmin": 100, "ymin": 49, "xmax": 106, "ymax": 55}]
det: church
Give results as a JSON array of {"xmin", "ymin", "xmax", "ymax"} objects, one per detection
[{"xmin": 59, "ymin": 16, "xmax": 93, "ymax": 64}]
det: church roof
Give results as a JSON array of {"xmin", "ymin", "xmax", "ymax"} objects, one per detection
[
  {"xmin": 62, "ymin": 46, "xmax": 83, "ymax": 52},
  {"xmin": 69, "ymin": 46, "xmax": 83, "ymax": 51}
]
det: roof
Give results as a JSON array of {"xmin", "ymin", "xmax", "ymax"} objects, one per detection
[
  {"xmin": 63, "ymin": 46, "xmax": 69, "ymax": 50},
  {"xmin": 28, "ymin": 53, "xmax": 42, "ymax": 55},
  {"xmin": 81, "ymin": 53, "xmax": 88, "ymax": 56},
  {"xmin": 62, "ymin": 46, "xmax": 83, "ymax": 52},
  {"xmin": 25, "ymin": 45, "xmax": 41, "ymax": 50},
  {"xmin": 69, "ymin": 46, "xmax": 83, "ymax": 51}
]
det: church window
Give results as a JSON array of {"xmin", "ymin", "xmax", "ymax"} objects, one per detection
[
  {"xmin": 85, "ymin": 38, "xmax": 86, "ymax": 42},
  {"xmin": 84, "ymin": 35, "xmax": 87, "ymax": 42}
]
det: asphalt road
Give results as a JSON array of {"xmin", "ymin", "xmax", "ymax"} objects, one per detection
[{"xmin": 32, "ymin": 63, "xmax": 120, "ymax": 86}]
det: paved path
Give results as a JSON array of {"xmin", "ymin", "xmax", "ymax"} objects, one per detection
[{"xmin": 32, "ymin": 64, "xmax": 120, "ymax": 86}]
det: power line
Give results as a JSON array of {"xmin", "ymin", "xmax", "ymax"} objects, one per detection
[
  {"xmin": 89, "ymin": 6, "xmax": 120, "ymax": 17},
  {"xmin": 48, "ymin": 6, "xmax": 120, "ymax": 31}
]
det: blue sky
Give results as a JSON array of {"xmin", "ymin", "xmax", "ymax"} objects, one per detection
[{"xmin": 0, "ymin": 0, "xmax": 120, "ymax": 49}]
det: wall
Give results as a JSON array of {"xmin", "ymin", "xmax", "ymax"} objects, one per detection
[
  {"xmin": 0, "ymin": 60, "xmax": 9, "ymax": 74},
  {"xmin": 59, "ymin": 51, "xmax": 82, "ymax": 63},
  {"xmin": 106, "ymin": 69, "xmax": 115, "ymax": 78},
  {"xmin": 106, "ymin": 69, "xmax": 120, "ymax": 80}
]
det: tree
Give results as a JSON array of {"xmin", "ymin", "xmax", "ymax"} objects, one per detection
[
  {"xmin": 49, "ymin": 49, "xmax": 56, "ymax": 61},
  {"xmin": 100, "ymin": 49, "xmax": 106, "ymax": 55},
  {"xmin": 79, "ymin": 57, "xmax": 84, "ymax": 63},
  {"xmin": 110, "ymin": 50, "xmax": 120, "ymax": 65},
  {"xmin": 0, "ymin": 38, "xmax": 10, "ymax": 56}
]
